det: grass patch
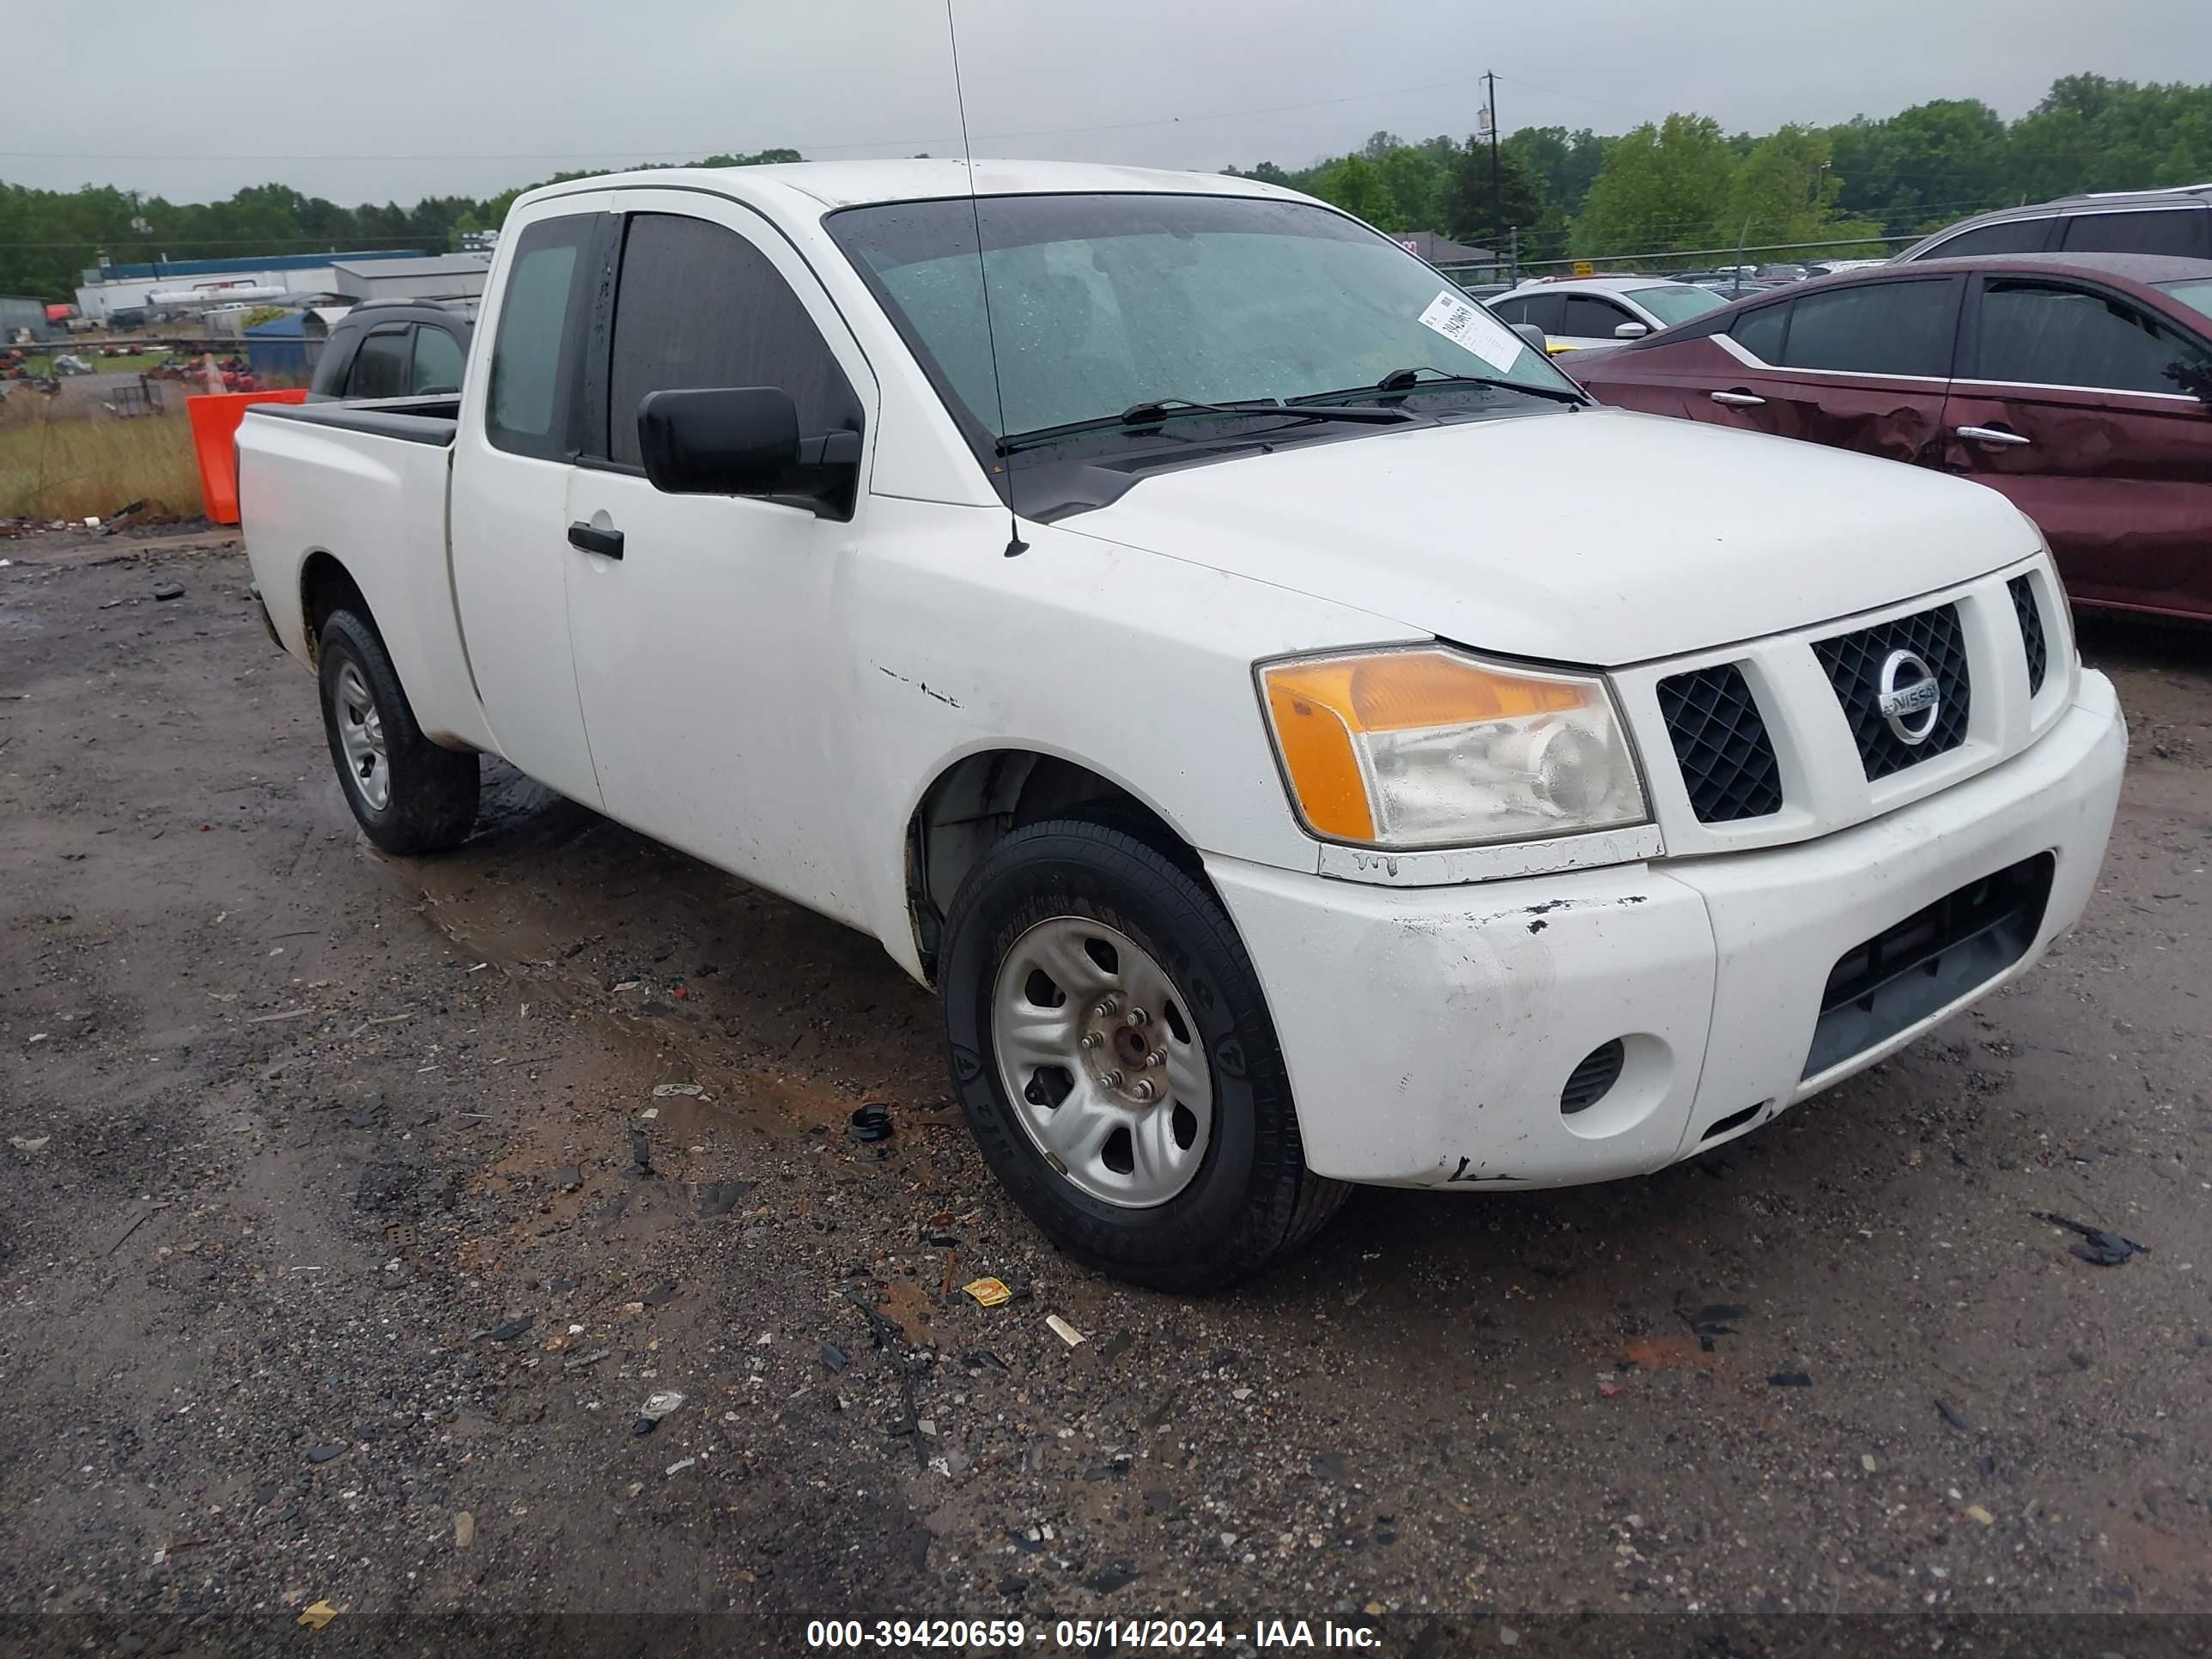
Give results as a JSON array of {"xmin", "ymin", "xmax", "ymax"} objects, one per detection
[{"xmin": 0, "ymin": 408, "xmax": 201, "ymax": 521}]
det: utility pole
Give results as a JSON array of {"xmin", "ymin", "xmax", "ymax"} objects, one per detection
[{"xmin": 1484, "ymin": 70, "xmax": 1501, "ymax": 252}]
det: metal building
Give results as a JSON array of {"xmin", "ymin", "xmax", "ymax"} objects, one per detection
[{"xmin": 1, "ymin": 295, "xmax": 53, "ymax": 343}]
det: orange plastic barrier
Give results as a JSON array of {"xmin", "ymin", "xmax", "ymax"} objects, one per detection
[{"xmin": 185, "ymin": 388, "xmax": 310, "ymax": 525}]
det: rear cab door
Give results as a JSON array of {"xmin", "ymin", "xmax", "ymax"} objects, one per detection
[
  {"xmin": 1942, "ymin": 270, "xmax": 2212, "ymax": 616},
  {"xmin": 448, "ymin": 194, "xmax": 617, "ymax": 809}
]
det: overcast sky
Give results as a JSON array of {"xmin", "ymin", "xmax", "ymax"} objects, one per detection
[{"xmin": 9, "ymin": 0, "xmax": 2206, "ymax": 205}]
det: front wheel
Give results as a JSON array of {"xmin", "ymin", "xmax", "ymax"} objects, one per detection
[
  {"xmin": 939, "ymin": 820, "xmax": 1348, "ymax": 1291},
  {"xmin": 317, "ymin": 608, "xmax": 478, "ymax": 855}
]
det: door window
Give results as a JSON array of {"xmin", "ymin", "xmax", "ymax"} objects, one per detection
[
  {"xmin": 410, "ymin": 325, "xmax": 466, "ymax": 393},
  {"xmin": 1730, "ymin": 301, "xmax": 1788, "ymax": 362},
  {"xmin": 1560, "ymin": 295, "xmax": 1633, "ymax": 338},
  {"xmin": 604, "ymin": 213, "xmax": 860, "ymax": 468},
  {"xmin": 2057, "ymin": 209, "xmax": 2207, "ymax": 258},
  {"xmin": 1495, "ymin": 291, "xmax": 1564, "ymax": 333},
  {"xmin": 346, "ymin": 329, "xmax": 410, "ymax": 398},
  {"xmin": 1971, "ymin": 279, "xmax": 2212, "ymax": 395},
  {"xmin": 1777, "ymin": 280, "xmax": 1956, "ymax": 377},
  {"xmin": 486, "ymin": 213, "xmax": 598, "ymax": 459},
  {"xmin": 1923, "ymin": 216, "xmax": 2053, "ymax": 258}
]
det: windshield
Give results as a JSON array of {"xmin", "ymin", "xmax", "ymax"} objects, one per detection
[
  {"xmin": 827, "ymin": 192, "xmax": 1580, "ymax": 442},
  {"xmin": 2155, "ymin": 277, "xmax": 2212, "ymax": 325},
  {"xmin": 1629, "ymin": 283, "xmax": 1729, "ymax": 327}
]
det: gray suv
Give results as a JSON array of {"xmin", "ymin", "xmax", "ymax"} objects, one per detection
[{"xmin": 1894, "ymin": 184, "xmax": 2212, "ymax": 263}]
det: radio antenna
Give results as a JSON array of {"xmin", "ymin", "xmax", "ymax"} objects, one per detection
[{"xmin": 945, "ymin": 0, "xmax": 1027, "ymax": 557}]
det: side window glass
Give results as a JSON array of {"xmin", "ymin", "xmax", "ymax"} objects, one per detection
[
  {"xmin": 1926, "ymin": 217, "xmax": 2053, "ymax": 258},
  {"xmin": 310, "ymin": 331, "xmax": 356, "ymax": 397},
  {"xmin": 1779, "ymin": 281, "xmax": 1955, "ymax": 377},
  {"xmin": 1489, "ymin": 296, "xmax": 1531, "ymax": 325},
  {"xmin": 487, "ymin": 214, "xmax": 597, "ymax": 458},
  {"xmin": 346, "ymin": 330, "xmax": 410, "ymax": 399},
  {"xmin": 1973, "ymin": 280, "xmax": 2211, "ymax": 395},
  {"xmin": 2057, "ymin": 209, "xmax": 2206, "ymax": 258},
  {"xmin": 605, "ymin": 213, "xmax": 860, "ymax": 468},
  {"xmin": 1516, "ymin": 291, "xmax": 1565, "ymax": 334},
  {"xmin": 1561, "ymin": 295, "xmax": 1631, "ymax": 337},
  {"xmin": 1730, "ymin": 302, "xmax": 1788, "ymax": 362},
  {"xmin": 410, "ymin": 325, "xmax": 467, "ymax": 393}
]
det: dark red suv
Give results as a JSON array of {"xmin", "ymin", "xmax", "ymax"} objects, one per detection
[{"xmin": 1567, "ymin": 253, "xmax": 2212, "ymax": 622}]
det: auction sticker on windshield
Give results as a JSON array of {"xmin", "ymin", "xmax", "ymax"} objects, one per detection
[{"xmin": 1418, "ymin": 288, "xmax": 1522, "ymax": 373}]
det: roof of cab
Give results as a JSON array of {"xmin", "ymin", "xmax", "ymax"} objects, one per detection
[{"xmin": 518, "ymin": 158, "xmax": 1303, "ymax": 215}]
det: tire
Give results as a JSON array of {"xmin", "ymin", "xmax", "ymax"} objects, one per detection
[
  {"xmin": 316, "ymin": 608, "xmax": 478, "ymax": 855},
  {"xmin": 939, "ymin": 819, "xmax": 1349, "ymax": 1292}
]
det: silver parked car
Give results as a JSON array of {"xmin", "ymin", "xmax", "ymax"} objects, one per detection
[{"xmin": 1894, "ymin": 183, "xmax": 2212, "ymax": 263}]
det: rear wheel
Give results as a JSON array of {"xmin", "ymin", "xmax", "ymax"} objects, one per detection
[
  {"xmin": 939, "ymin": 820, "xmax": 1348, "ymax": 1291},
  {"xmin": 316, "ymin": 608, "xmax": 478, "ymax": 854}
]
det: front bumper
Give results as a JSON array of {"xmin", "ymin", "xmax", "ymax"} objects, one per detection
[{"xmin": 1208, "ymin": 670, "xmax": 2126, "ymax": 1188}]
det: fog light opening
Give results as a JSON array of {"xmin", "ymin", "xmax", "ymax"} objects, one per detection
[{"xmin": 1559, "ymin": 1038, "xmax": 1627, "ymax": 1116}]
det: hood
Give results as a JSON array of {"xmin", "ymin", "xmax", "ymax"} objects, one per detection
[{"xmin": 1060, "ymin": 408, "xmax": 2040, "ymax": 665}]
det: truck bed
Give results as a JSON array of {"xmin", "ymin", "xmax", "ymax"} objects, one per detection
[{"xmin": 238, "ymin": 396, "xmax": 495, "ymax": 754}]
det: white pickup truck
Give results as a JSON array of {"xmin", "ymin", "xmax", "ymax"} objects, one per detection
[{"xmin": 240, "ymin": 161, "xmax": 2126, "ymax": 1290}]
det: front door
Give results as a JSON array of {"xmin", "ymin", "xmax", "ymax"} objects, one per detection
[
  {"xmin": 448, "ymin": 201, "xmax": 612, "ymax": 807},
  {"xmin": 1942, "ymin": 273, "xmax": 2212, "ymax": 617},
  {"xmin": 1703, "ymin": 275, "xmax": 1961, "ymax": 464},
  {"xmin": 562, "ymin": 193, "xmax": 878, "ymax": 924}
]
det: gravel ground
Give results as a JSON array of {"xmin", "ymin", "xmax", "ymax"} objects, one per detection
[{"xmin": 1, "ymin": 535, "xmax": 2207, "ymax": 1656}]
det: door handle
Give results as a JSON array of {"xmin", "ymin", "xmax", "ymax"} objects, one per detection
[
  {"xmin": 1709, "ymin": 390, "xmax": 1766, "ymax": 407},
  {"xmin": 1955, "ymin": 425, "xmax": 2032, "ymax": 447},
  {"xmin": 568, "ymin": 520, "xmax": 624, "ymax": 559}
]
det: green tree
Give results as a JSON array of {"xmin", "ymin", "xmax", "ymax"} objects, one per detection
[
  {"xmin": 1504, "ymin": 125, "xmax": 1612, "ymax": 218},
  {"xmin": 1376, "ymin": 147, "xmax": 1443, "ymax": 230},
  {"xmin": 1437, "ymin": 137, "xmax": 1545, "ymax": 250},
  {"xmin": 1310, "ymin": 155, "xmax": 1400, "ymax": 228},
  {"xmin": 1573, "ymin": 113, "xmax": 1735, "ymax": 256}
]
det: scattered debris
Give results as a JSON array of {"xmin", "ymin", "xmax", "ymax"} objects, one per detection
[
  {"xmin": 1861, "ymin": 1454, "xmax": 1879, "ymax": 1474},
  {"xmin": 151, "ymin": 581, "xmax": 184, "ymax": 601},
  {"xmin": 652, "ymin": 1082, "xmax": 702, "ymax": 1097},
  {"xmin": 1098, "ymin": 1331, "xmax": 1134, "ymax": 1364},
  {"xmin": 1964, "ymin": 1504, "xmax": 1995, "ymax": 1526},
  {"xmin": 1596, "ymin": 1379, "xmax": 1625, "ymax": 1399},
  {"xmin": 665, "ymin": 1457, "xmax": 697, "ymax": 1477},
  {"xmin": 633, "ymin": 1389, "xmax": 684, "ymax": 1436},
  {"xmin": 962, "ymin": 1277, "xmax": 1012, "ymax": 1308},
  {"xmin": 296, "ymin": 1601, "xmax": 339, "ymax": 1630},
  {"xmin": 696, "ymin": 1178, "xmax": 754, "ymax": 1217},
  {"xmin": 9, "ymin": 1134, "xmax": 50, "ymax": 1154},
  {"xmin": 820, "ymin": 1342, "xmax": 848, "ymax": 1374},
  {"xmin": 99, "ymin": 1206, "xmax": 151, "ymax": 1257},
  {"xmin": 453, "ymin": 1511, "xmax": 475, "ymax": 1548},
  {"xmin": 627, "ymin": 1126, "xmax": 653, "ymax": 1176},
  {"xmin": 849, "ymin": 1103, "xmax": 893, "ymax": 1143},
  {"xmin": 1936, "ymin": 1398, "xmax": 1977, "ymax": 1434},
  {"xmin": 307, "ymin": 1443, "xmax": 348, "ymax": 1464},
  {"xmin": 2032, "ymin": 1211, "xmax": 2148, "ymax": 1267},
  {"xmin": 562, "ymin": 1348, "xmax": 611, "ymax": 1373},
  {"xmin": 1767, "ymin": 1370, "xmax": 1813, "ymax": 1388},
  {"xmin": 1677, "ymin": 1302, "xmax": 1749, "ymax": 1352},
  {"xmin": 1046, "ymin": 1314, "xmax": 1086, "ymax": 1347},
  {"xmin": 487, "ymin": 1316, "xmax": 535, "ymax": 1342},
  {"xmin": 1085, "ymin": 1563, "xmax": 1140, "ymax": 1593},
  {"xmin": 554, "ymin": 1164, "xmax": 581, "ymax": 1193}
]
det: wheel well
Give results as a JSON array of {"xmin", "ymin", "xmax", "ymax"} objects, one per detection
[
  {"xmin": 905, "ymin": 752, "xmax": 1199, "ymax": 984},
  {"xmin": 299, "ymin": 553, "xmax": 369, "ymax": 665}
]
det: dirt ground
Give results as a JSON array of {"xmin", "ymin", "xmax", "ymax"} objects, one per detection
[{"xmin": 2, "ymin": 533, "xmax": 2207, "ymax": 1656}]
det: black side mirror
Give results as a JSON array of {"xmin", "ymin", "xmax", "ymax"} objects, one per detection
[
  {"xmin": 2166, "ymin": 358, "xmax": 2212, "ymax": 403},
  {"xmin": 636, "ymin": 386, "xmax": 862, "ymax": 516},
  {"xmin": 638, "ymin": 386, "xmax": 800, "ymax": 495}
]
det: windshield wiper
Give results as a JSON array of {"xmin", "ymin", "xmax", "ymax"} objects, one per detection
[
  {"xmin": 1291, "ymin": 366, "xmax": 1588, "ymax": 409},
  {"xmin": 996, "ymin": 395, "xmax": 1412, "ymax": 455}
]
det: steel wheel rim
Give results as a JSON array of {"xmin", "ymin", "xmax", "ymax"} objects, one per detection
[
  {"xmin": 990, "ymin": 916, "xmax": 1214, "ymax": 1209},
  {"xmin": 334, "ymin": 660, "xmax": 390, "ymax": 811}
]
